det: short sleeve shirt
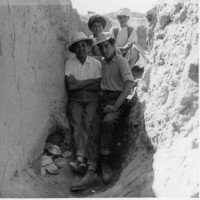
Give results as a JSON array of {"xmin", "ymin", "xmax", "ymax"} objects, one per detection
[
  {"xmin": 65, "ymin": 56, "xmax": 102, "ymax": 80},
  {"xmin": 100, "ymin": 54, "xmax": 134, "ymax": 91},
  {"xmin": 116, "ymin": 26, "xmax": 138, "ymax": 47}
]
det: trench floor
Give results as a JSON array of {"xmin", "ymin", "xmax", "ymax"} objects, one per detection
[{"xmin": 0, "ymin": 154, "xmax": 123, "ymax": 198}]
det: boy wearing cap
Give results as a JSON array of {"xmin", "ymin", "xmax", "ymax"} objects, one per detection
[
  {"xmin": 65, "ymin": 32, "xmax": 102, "ymax": 175},
  {"xmin": 70, "ymin": 32, "xmax": 135, "ymax": 191},
  {"xmin": 110, "ymin": 8, "xmax": 149, "ymax": 69}
]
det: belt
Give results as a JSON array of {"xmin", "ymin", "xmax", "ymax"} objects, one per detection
[{"xmin": 100, "ymin": 90, "xmax": 120, "ymax": 95}]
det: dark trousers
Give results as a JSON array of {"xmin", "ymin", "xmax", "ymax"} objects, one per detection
[
  {"xmin": 68, "ymin": 100, "xmax": 98, "ymax": 158},
  {"xmin": 86, "ymin": 92, "xmax": 123, "ymax": 169}
]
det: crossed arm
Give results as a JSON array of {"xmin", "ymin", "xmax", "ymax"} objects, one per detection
[{"xmin": 65, "ymin": 74, "xmax": 101, "ymax": 91}]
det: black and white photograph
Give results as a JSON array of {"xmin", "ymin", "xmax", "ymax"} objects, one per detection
[{"xmin": 0, "ymin": 0, "xmax": 198, "ymax": 198}]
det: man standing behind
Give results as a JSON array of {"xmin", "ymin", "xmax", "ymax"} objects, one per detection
[
  {"xmin": 70, "ymin": 32, "xmax": 135, "ymax": 191},
  {"xmin": 65, "ymin": 32, "xmax": 102, "ymax": 174}
]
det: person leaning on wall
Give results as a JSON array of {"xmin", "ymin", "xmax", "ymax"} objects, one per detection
[
  {"xmin": 65, "ymin": 32, "xmax": 102, "ymax": 176},
  {"xmin": 70, "ymin": 32, "xmax": 136, "ymax": 191},
  {"xmin": 110, "ymin": 8, "xmax": 149, "ymax": 69}
]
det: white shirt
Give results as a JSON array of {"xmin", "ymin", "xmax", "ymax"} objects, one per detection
[
  {"xmin": 116, "ymin": 26, "xmax": 138, "ymax": 47},
  {"xmin": 65, "ymin": 56, "xmax": 102, "ymax": 80}
]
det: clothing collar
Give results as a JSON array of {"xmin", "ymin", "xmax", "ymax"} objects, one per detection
[
  {"xmin": 75, "ymin": 56, "xmax": 91, "ymax": 64},
  {"xmin": 103, "ymin": 52, "xmax": 117, "ymax": 64}
]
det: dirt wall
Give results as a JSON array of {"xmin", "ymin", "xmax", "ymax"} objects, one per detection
[
  {"xmin": 143, "ymin": 0, "xmax": 199, "ymax": 196},
  {"xmin": 0, "ymin": 0, "xmax": 80, "ymax": 182}
]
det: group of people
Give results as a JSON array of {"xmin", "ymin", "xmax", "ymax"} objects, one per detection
[{"xmin": 65, "ymin": 8, "xmax": 149, "ymax": 191}]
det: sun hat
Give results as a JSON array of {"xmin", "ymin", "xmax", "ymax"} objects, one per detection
[
  {"xmin": 88, "ymin": 14, "xmax": 106, "ymax": 30},
  {"xmin": 116, "ymin": 8, "xmax": 132, "ymax": 17},
  {"xmin": 68, "ymin": 32, "xmax": 93, "ymax": 53},
  {"xmin": 95, "ymin": 32, "xmax": 114, "ymax": 45}
]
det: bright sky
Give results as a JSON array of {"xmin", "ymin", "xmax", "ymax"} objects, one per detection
[{"xmin": 71, "ymin": 0, "xmax": 157, "ymax": 15}]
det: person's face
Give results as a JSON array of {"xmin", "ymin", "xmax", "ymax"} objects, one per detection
[
  {"xmin": 91, "ymin": 22, "xmax": 104, "ymax": 37},
  {"xmin": 98, "ymin": 40, "xmax": 115, "ymax": 59},
  {"xmin": 117, "ymin": 15, "xmax": 129, "ymax": 27},
  {"xmin": 74, "ymin": 40, "xmax": 89, "ymax": 59}
]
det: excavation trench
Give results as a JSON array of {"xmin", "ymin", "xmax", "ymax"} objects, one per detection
[{"xmin": 0, "ymin": 0, "xmax": 198, "ymax": 198}]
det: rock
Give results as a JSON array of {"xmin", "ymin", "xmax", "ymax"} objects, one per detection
[
  {"xmin": 61, "ymin": 150, "xmax": 72, "ymax": 159},
  {"xmin": 41, "ymin": 155, "xmax": 53, "ymax": 167},
  {"xmin": 40, "ymin": 167, "xmax": 46, "ymax": 176},
  {"xmin": 54, "ymin": 157, "xmax": 67, "ymax": 168}
]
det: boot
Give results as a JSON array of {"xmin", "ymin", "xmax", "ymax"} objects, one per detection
[
  {"xmin": 70, "ymin": 169, "xmax": 99, "ymax": 191},
  {"xmin": 79, "ymin": 162, "xmax": 88, "ymax": 175},
  {"xmin": 101, "ymin": 161, "xmax": 113, "ymax": 184}
]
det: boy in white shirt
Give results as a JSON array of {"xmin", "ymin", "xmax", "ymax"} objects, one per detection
[
  {"xmin": 110, "ymin": 8, "xmax": 149, "ymax": 69},
  {"xmin": 65, "ymin": 32, "xmax": 102, "ymax": 175}
]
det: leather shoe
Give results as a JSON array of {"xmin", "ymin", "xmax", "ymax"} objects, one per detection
[{"xmin": 70, "ymin": 170, "xmax": 99, "ymax": 191}]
